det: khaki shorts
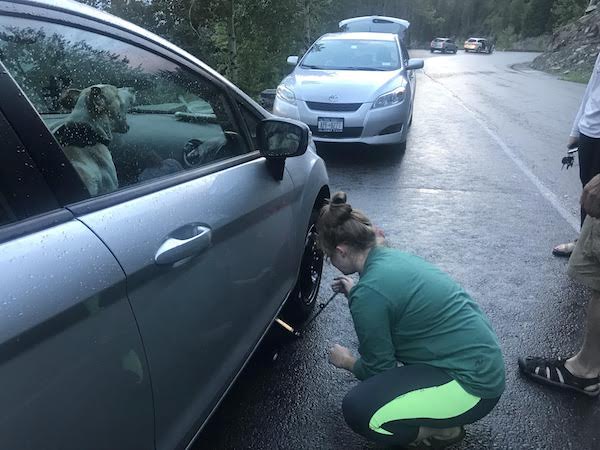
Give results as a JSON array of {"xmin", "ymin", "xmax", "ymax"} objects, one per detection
[{"xmin": 568, "ymin": 217, "xmax": 600, "ymax": 291}]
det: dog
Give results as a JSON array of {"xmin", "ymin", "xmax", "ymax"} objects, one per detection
[{"xmin": 53, "ymin": 84, "xmax": 134, "ymax": 196}]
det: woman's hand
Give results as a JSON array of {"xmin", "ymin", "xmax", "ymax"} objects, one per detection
[
  {"xmin": 332, "ymin": 276, "xmax": 354, "ymax": 296},
  {"xmin": 567, "ymin": 135, "xmax": 579, "ymax": 150},
  {"xmin": 328, "ymin": 344, "xmax": 356, "ymax": 371}
]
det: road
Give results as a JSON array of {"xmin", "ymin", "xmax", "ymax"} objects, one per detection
[{"xmin": 196, "ymin": 50, "xmax": 598, "ymax": 449}]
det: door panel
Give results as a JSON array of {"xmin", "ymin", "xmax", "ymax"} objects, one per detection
[
  {"xmin": 79, "ymin": 158, "xmax": 296, "ymax": 449},
  {"xmin": 0, "ymin": 220, "xmax": 154, "ymax": 450}
]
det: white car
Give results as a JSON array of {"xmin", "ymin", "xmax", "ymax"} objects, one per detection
[{"xmin": 273, "ymin": 16, "xmax": 423, "ymax": 150}]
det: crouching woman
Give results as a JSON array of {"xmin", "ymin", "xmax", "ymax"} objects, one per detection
[{"xmin": 317, "ymin": 192, "xmax": 505, "ymax": 448}]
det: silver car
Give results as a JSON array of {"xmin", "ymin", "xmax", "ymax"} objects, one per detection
[
  {"xmin": 0, "ymin": 1, "xmax": 329, "ymax": 449},
  {"xmin": 273, "ymin": 17, "xmax": 424, "ymax": 149}
]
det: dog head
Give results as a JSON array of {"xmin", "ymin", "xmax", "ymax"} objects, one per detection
[{"xmin": 68, "ymin": 84, "xmax": 134, "ymax": 142}]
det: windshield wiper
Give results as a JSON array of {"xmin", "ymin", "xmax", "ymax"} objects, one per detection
[
  {"xmin": 301, "ymin": 64, "xmax": 326, "ymax": 69},
  {"xmin": 338, "ymin": 66, "xmax": 389, "ymax": 71}
]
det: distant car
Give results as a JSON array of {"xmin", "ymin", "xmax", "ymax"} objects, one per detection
[
  {"xmin": 464, "ymin": 37, "xmax": 494, "ymax": 54},
  {"xmin": 273, "ymin": 16, "xmax": 424, "ymax": 150},
  {"xmin": 0, "ymin": 0, "xmax": 330, "ymax": 449},
  {"xmin": 430, "ymin": 38, "xmax": 458, "ymax": 54}
]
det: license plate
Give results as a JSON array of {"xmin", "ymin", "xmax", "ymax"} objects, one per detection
[{"xmin": 318, "ymin": 117, "xmax": 344, "ymax": 133}]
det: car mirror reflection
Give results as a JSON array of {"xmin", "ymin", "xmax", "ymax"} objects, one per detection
[{"xmin": 258, "ymin": 118, "xmax": 309, "ymax": 158}]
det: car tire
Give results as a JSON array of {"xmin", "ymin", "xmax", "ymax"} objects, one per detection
[
  {"xmin": 430, "ymin": 49, "xmax": 434, "ymax": 53},
  {"xmin": 281, "ymin": 208, "xmax": 324, "ymax": 324}
]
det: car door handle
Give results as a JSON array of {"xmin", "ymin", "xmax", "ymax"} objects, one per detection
[{"xmin": 154, "ymin": 224, "xmax": 212, "ymax": 265}]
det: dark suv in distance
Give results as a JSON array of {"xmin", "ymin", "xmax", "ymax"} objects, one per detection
[
  {"xmin": 430, "ymin": 38, "xmax": 458, "ymax": 54},
  {"xmin": 0, "ymin": 0, "xmax": 330, "ymax": 449}
]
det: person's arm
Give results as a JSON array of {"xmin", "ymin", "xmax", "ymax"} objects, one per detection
[
  {"xmin": 349, "ymin": 286, "xmax": 397, "ymax": 380},
  {"xmin": 570, "ymin": 54, "xmax": 600, "ymax": 139},
  {"xmin": 581, "ymin": 173, "xmax": 600, "ymax": 218}
]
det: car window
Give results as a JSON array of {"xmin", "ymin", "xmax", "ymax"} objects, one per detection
[
  {"xmin": 238, "ymin": 103, "xmax": 261, "ymax": 149},
  {"xmin": 0, "ymin": 17, "xmax": 250, "ymax": 198},
  {"xmin": 0, "ymin": 110, "xmax": 60, "ymax": 228},
  {"xmin": 448, "ymin": 40, "xmax": 455, "ymax": 44},
  {"xmin": 400, "ymin": 44, "xmax": 409, "ymax": 64},
  {"xmin": 302, "ymin": 39, "xmax": 400, "ymax": 71}
]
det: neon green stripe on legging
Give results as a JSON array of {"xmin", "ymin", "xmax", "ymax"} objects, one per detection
[{"xmin": 369, "ymin": 380, "xmax": 480, "ymax": 435}]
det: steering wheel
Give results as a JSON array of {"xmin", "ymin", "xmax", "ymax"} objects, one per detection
[{"xmin": 182, "ymin": 131, "xmax": 241, "ymax": 168}]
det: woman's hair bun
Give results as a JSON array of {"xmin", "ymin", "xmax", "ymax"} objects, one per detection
[{"xmin": 331, "ymin": 191, "xmax": 347, "ymax": 205}]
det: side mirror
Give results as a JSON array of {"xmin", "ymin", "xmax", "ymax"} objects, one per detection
[
  {"xmin": 287, "ymin": 56, "xmax": 299, "ymax": 66},
  {"xmin": 406, "ymin": 58, "xmax": 424, "ymax": 70},
  {"xmin": 258, "ymin": 118, "xmax": 309, "ymax": 159}
]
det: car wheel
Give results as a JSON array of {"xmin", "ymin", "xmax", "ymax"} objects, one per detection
[
  {"xmin": 430, "ymin": 49, "xmax": 434, "ymax": 53},
  {"xmin": 282, "ymin": 209, "xmax": 324, "ymax": 323}
]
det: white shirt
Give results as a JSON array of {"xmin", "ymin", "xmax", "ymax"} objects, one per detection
[{"xmin": 572, "ymin": 52, "xmax": 600, "ymax": 138}]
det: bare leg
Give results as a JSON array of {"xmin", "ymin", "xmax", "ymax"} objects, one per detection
[{"xmin": 565, "ymin": 289, "xmax": 600, "ymax": 390}]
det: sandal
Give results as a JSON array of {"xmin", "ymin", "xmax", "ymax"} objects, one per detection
[
  {"xmin": 518, "ymin": 357, "xmax": 600, "ymax": 397},
  {"xmin": 407, "ymin": 427, "xmax": 466, "ymax": 449},
  {"xmin": 552, "ymin": 241, "xmax": 577, "ymax": 257}
]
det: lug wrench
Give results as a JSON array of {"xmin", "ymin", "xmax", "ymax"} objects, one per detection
[{"xmin": 275, "ymin": 292, "xmax": 339, "ymax": 338}]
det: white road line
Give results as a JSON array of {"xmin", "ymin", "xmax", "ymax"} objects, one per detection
[{"xmin": 424, "ymin": 71, "xmax": 579, "ymax": 232}]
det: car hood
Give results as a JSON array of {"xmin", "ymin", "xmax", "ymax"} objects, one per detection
[{"xmin": 285, "ymin": 68, "xmax": 403, "ymax": 103}]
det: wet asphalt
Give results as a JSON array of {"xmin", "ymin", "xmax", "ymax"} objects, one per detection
[{"xmin": 196, "ymin": 50, "xmax": 598, "ymax": 449}]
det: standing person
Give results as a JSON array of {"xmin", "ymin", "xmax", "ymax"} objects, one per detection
[
  {"xmin": 317, "ymin": 192, "xmax": 505, "ymax": 449},
  {"xmin": 553, "ymin": 52, "xmax": 600, "ymax": 257},
  {"xmin": 519, "ymin": 174, "xmax": 600, "ymax": 396}
]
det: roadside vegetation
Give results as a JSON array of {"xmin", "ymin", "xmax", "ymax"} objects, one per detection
[{"xmin": 78, "ymin": 0, "xmax": 591, "ymax": 96}]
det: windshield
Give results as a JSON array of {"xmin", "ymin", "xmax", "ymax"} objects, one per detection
[{"xmin": 301, "ymin": 39, "xmax": 400, "ymax": 71}]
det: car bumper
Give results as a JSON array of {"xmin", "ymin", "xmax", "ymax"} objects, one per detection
[{"xmin": 273, "ymin": 98, "xmax": 410, "ymax": 145}]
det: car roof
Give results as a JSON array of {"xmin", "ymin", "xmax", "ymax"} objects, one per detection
[
  {"xmin": 320, "ymin": 32, "xmax": 397, "ymax": 42},
  {"xmin": 434, "ymin": 37, "xmax": 451, "ymax": 40},
  {"xmin": 468, "ymin": 37, "xmax": 487, "ymax": 40}
]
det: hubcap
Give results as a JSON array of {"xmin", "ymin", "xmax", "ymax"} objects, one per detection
[{"xmin": 298, "ymin": 224, "xmax": 323, "ymax": 306}]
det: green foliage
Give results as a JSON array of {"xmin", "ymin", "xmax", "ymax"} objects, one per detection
[
  {"xmin": 561, "ymin": 68, "xmax": 594, "ymax": 83},
  {"xmin": 72, "ymin": 0, "xmax": 590, "ymax": 96},
  {"xmin": 0, "ymin": 26, "xmax": 147, "ymax": 111},
  {"xmin": 551, "ymin": 0, "xmax": 588, "ymax": 28}
]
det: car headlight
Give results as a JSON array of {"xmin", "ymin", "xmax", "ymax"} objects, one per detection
[
  {"xmin": 276, "ymin": 84, "xmax": 296, "ymax": 105},
  {"xmin": 372, "ymin": 85, "xmax": 405, "ymax": 109}
]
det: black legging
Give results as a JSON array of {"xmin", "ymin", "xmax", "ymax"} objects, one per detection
[
  {"xmin": 578, "ymin": 133, "xmax": 600, "ymax": 226},
  {"xmin": 342, "ymin": 364, "xmax": 500, "ymax": 447}
]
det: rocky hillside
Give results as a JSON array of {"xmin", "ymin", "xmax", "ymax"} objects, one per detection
[{"xmin": 532, "ymin": 7, "xmax": 600, "ymax": 79}]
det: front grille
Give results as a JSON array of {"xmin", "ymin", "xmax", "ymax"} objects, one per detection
[
  {"xmin": 305, "ymin": 101, "xmax": 362, "ymax": 112},
  {"xmin": 309, "ymin": 126, "xmax": 363, "ymax": 139}
]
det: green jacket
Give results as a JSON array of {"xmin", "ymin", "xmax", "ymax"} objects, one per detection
[{"xmin": 349, "ymin": 246, "xmax": 505, "ymax": 399}]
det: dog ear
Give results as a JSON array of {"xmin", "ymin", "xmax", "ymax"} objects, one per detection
[
  {"xmin": 86, "ymin": 86, "xmax": 107, "ymax": 117},
  {"xmin": 59, "ymin": 88, "xmax": 81, "ymax": 111}
]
